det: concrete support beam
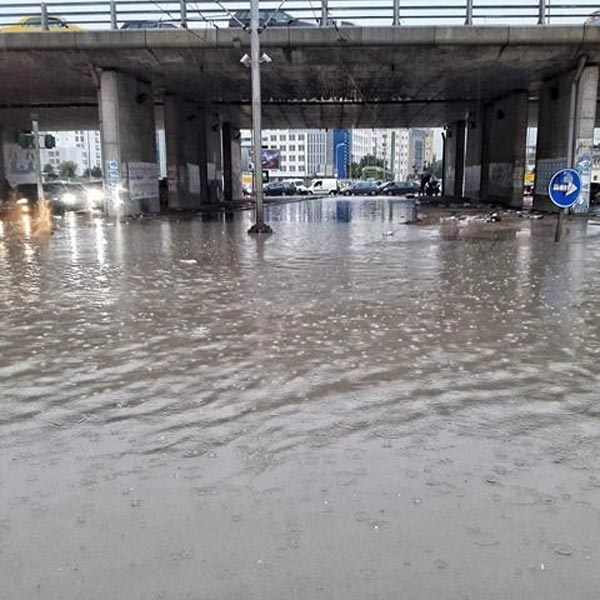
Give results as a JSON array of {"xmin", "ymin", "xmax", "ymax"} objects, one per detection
[
  {"xmin": 0, "ymin": 129, "xmax": 8, "ymax": 200},
  {"xmin": 482, "ymin": 91, "xmax": 528, "ymax": 208},
  {"xmin": 222, "ymin": 122, "xmax": 242, "ymax": 202},
  {"xmin": 534, "ymin": 65, "xmax": 599, "ymax": 213},
  {"xmin": 464, "ymin": 108, "xmax": 484, "ymax": 200},
  {"xmin": 443, "ymin": 120, "xmax": 466, "ymax": 198},
  {"xmin": 163, "ymin": 95, "xmax": 204, "ymax": 210},
  {"xmin": 98, "ymin": 70, "xmax": 158, "ymax": 216},
  {"xmin": 204, "ymin": 112, "xmax": 223, "ymax": 204}
]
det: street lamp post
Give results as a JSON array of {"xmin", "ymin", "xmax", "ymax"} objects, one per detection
[{"xmin": 248, "ymin": 0, "xmax": 273, "ymax": 234}]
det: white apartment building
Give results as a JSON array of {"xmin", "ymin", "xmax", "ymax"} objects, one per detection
[
  {"xmin": 41, "ymin": 130, "xmax": 102, "ymax": 175},
  {"xmin": 241, "ymin": 129, "xmax": 333, "ymax": 178}
]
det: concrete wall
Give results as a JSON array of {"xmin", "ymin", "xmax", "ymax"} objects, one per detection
[
  {"xmin": 443, "ymin": 120, "xmax": 466, "ymax": 197},
  {"xmin": 534, "ymin": 65, "xmax": 599, "ymax": 213},
  {"xmin": 483, "ymin": 91, "xmax": 528, "ymax": 208},
  {"xmin": 98, "ymin": 70, "xmax": 158, "ymax": 216}
]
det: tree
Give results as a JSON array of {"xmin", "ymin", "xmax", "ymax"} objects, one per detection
[
  {"xmin": 349, "ymin": 162, "xmax": 361, "ymax": 179},
  {"xmin": 358, "ymin": 155, "xmax": 385, "ymax": 170},
  {"xmin": 83, "ymin": 166, "xmax": 103, "ymax": 179},
  {"xmin": 349, "ymin": 155, "xmax": 385, "ymax": 180},
  {"xmin": 59, "ymin": 161, "xmax": 78, "ymax": 179},
  {"xmin": 43, "ymin": 163, "xmax": 55, "ymax": 176}
]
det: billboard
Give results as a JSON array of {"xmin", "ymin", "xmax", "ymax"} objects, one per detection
[
  {"xmin": 261, "ymin": 148, "xmax": 280, "ymax": 169},
  {"xmin": 247, "ymin": 147, "xmax": 281, "ymax": 170}
]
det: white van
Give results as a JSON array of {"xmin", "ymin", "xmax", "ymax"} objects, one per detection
[{"xmin": 309, "ymin": 178, "xmax": 339, "ymax": 196}]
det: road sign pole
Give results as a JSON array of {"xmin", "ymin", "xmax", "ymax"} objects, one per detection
[{"xmin": 555, "ymin": 208, "xmax": 563, "ymax": 242}]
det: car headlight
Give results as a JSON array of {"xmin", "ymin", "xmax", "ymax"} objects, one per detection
[{"xmin": 62, "ymin": 192, "xmax": 77, "ymax": 205}]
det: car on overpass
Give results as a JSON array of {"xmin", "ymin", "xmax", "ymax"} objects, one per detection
[
  {"xmin": 229, "ymin": 10, "xmax": 314, "ymax": 28},
  {"xmin": 0, "ymin": 16, "xmax": 83, "ymax": 32},
  {"xmin": 378, "ymin": 181, "xmax": 420, "ymax": 196},
  {"xmin": 121, "ymin": 21, "xmax": 178, "ymax": 30},
  {"xmin": 264, "ymin": 182, "xmax": 298, "ymax": 196},
  {"xmin": 342, "ymin": 181, "xmax": 380, "ymax": 196}
]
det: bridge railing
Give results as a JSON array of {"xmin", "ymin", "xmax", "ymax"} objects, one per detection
[{"xmin": 0, "ymin": 0, "xmax": 598, "ymax": 30}]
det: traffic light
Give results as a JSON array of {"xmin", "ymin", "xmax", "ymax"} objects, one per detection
[
  {"xmin": 44, "ymin": 134, "xmax": 56, "ymax": 149},
  {"xmin": 17, "ymin": 133, "xmax": 35, "ymax": 149},
  {"xmin": 262, "ymin": 170, "xmax": 269, "ymax": 184}
]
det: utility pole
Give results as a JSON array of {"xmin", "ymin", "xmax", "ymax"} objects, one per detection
[{"xmin": 248, "ymin": 0, "xmax": 273, "ymax": 234}]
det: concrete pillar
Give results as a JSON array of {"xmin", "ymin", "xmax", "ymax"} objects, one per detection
[
  {"xmin": 164, "ymin": 95, "xmax": 204, "ymax": 210},
  {"xmin": 98, "ymin": 70, "xmax": 158, "ymax": 216},
  {"xmin": 443, "ymin": 120, "xmax": 466, "ymax": 198},
  {"xmin": 482, "ymin": 91, "xmax": 528, "ymax": 208},
  {"xmin": 534, "ymin": 65, "xmax": 599, "ymax": 213},
  {"xmin": 222, "ymin": 122, "xmax": 242, "ymax": 202},
  {"xmin": 464, "ymin": 108, "xmax": 484, "ymax": 200},
  {"xmin": 0, "ymin": 129, "xmax": 8, "ymax": 200},
  {"xmin": 204, "ymin": 113, "xmax": 223, "ymax": 204}
]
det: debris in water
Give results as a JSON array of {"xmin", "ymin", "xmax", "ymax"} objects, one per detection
[
  {"xmin": 179, "ymin": 259, "xmax": 198, "ymax": 265},
  {"xmin": 553, "ymin": 544, "xmax": 574, "ymax": 557}
]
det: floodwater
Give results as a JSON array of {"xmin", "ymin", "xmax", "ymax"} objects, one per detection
[{"xmin": 1, "ymin": 199, "xmax": 600, "ymax": 599}]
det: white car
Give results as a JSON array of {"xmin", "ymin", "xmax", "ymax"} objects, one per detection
[{"xmin": 309, "ymin": 178, "xmax": 339, "ymax": 195}]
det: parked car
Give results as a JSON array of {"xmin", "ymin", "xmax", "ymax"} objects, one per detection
[
  {"xmin": 121, "ymin": 21, "xmax": 177, "ymax": 30},
  {"xmin": 283, "ymin": 179, "xmax": 311, "ymax": 195},
  {"xmin": 229, "ymin": 10, "xmax": 314, "ymax": 28},
  {"xmin": 264, "ymin": 182, "xmax": 297, "ymax": 196},
  {"xmin": 378, "ymin": 181, "xmax": 420, "ymax": 196},
  {"xmin": 343, "ymin": 181, "xmax": 380, "ymax": 196},
  {"xmin": 309, "ymin": 178, "xmax": 339, "ymax": 195},
  {"xmin": 0, "ymin": 16, "xmax": 83, "ymax": 32}
]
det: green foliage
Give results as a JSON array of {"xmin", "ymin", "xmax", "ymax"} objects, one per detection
[{"xmin": 59, "ymin": 161, "xmax": 78, "ymax": 179}]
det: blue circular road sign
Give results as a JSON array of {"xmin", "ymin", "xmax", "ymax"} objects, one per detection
[{"xmin": 548, "ymin": 168, "xmax": 581, "ymax": 209}]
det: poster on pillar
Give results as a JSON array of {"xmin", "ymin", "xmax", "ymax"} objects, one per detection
[
  {"xmin": 573, "ymin": 139, "xmax": 593, "ymax": 214},
  {"xmin": 535, "ymin": 158, "xmax": 567, "ymax": 195},
  {"xmin": 187, "ymin": 164, "xmax": 200, "ymax": 195},
  {"xmin": 128, "ymin": 162, "xmax": 159, "ymax": 201}
]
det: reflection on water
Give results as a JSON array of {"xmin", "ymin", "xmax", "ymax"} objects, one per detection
[{"xmin": 1, "ymin": 199, "xmax": 600, "ymax": 599}]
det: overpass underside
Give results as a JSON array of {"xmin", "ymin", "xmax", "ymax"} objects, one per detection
[{"xmin": 1, "ymin": 26, "xmax": 599, "ymax": 213}]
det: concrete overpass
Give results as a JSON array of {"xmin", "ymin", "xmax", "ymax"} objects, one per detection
[{"xmin": 1, "ymin": 25, "xmax": 599, "ymax": 213}]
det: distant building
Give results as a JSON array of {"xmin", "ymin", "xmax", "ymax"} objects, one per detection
[
  {"xmin": 241, "ymin": 129, "xmax": 333, "ymax": 178},
  {"xmin": 333, "ymin": 129, "xmax": 351, "ymax": 178},
  {"xmin": 41, "ymin": 130, "xmax": 102, "ymax": 175},
  {"xmin": 241, "ymin": 127, "xmax": 436, "ymax": 181}
]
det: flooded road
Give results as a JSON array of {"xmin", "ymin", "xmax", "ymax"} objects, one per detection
[{"xmin": 2, "ymin": 199, "xmax": 600, "ymax": 599}]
